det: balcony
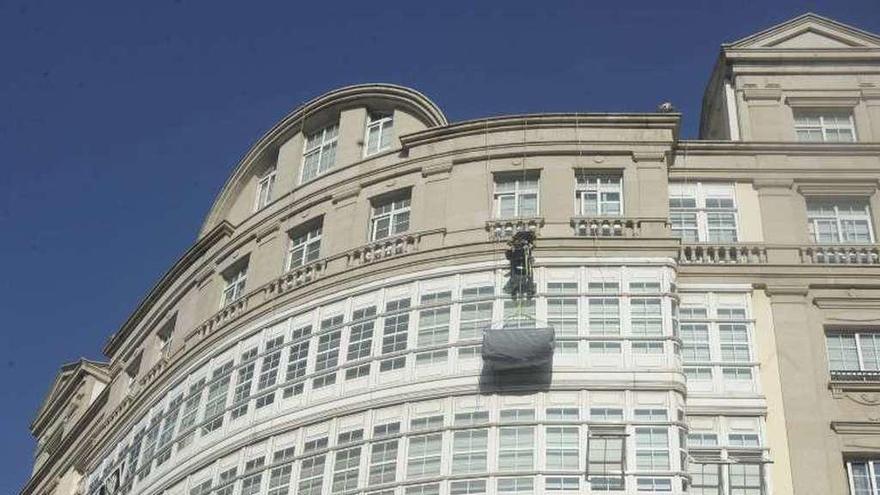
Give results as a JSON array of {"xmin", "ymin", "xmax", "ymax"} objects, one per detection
[
  {"xmin": 570, "ymin": 217, "xmax": 640, "ymax": 237},
  {"xmin": 830, "ymin": 370, "xmax": 880, "ymax": 382},
  {"xmin": 486, "ymin": 217, "xmax": 544, "ymax": 238},
  {"xmin": 346, "ymin": 231, "xmax": 422, "ymax": 266},
  {"xmin": 263, "ymin": 259, "xmax": 329, "ymax": 298},
  {"xmin": 799, "ymin": 245, "xmax": 880, "ymax": 265},
  {"xmin": 678, "ymin": 244, "xmax": 768, "ymax": 264}
]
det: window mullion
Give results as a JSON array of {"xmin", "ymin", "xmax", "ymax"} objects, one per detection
[{"xmin": 856, "ymin": 333, "xmax": 866, "ymax": 371}]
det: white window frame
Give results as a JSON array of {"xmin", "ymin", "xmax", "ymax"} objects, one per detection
[
  {"xmin": 370, "ymin": 193, "xmax": 411, "ymax": 241},
  {"xmin": 806, "ymin": 198, "xmax": 875, "ymax": 244},
  {"xmin": 364, "ymin": 111, "xmax": 394, "ymax": 157},
  {"xmin": 669, "ymin": 182, "xmax": 739, "ymax": 243},
  {"xmin": 794, "ymin": 109, "xmax": 857, "ymax": 143},
  {"xmin": 575, "ymin": 172, "xmax": 623, "ymax": 216},
  {"xmin": 826, "ymin": 331, "xmax": 880, "ymax": 373},
  {"xmin": 288, "ymin": 222, "xmax": 323, "ymax": 269},
  {"xmin": 221, "ymin": 263, "xmax": 248, "ymax": 308},
  {"xmin": 254, "ymin": 167, "xmax": 276, "ymax": 211},
  {"xmin": 301, "ymin": 123, "xmax": 339, "ymax": 183},
  {"xmin": 494, "ymin": 173, "xmax": 540, "ymax": 219}
]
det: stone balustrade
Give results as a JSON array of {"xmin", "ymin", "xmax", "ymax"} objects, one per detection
[
  {"xmin": 485, "ymin": 217, "xmax": 544, "ymax": 238},
  {"xmin": 799, "ymin": 245, "xmax": 880, "ymax": 265},
  {"xmin": 346, "ymin": 232, "xmax": 421, "ymax": 266},
  {"xmin": 679, "ymin": 244, "xmax": 769, "ymax": 264},
  {"xmin": 830, "ymin": 369, "xmax": 880, "ymax": 382},
  {"xmin": 263, "ymin": 259, "xmax": 329, "ymax": 298},
  {"xmin": 571, "ymin": 216, "xmax": 640, "ymax": 237}
]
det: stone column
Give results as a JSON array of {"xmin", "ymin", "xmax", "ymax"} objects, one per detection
[{"xmin": 754, "ymin": 178, "xmax": 805, "ymax": 263}]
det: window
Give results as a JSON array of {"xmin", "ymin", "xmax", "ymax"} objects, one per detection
[
  {"xmin": 587, "ymin": 427, "xmax": 626, "ymax": 483},
  {"xmin": 221, "ymin": 262, "xmax": 248, "ymax": 307},
  {"xmin": 407, "ymin": 434, "xmax": 442, "ymax": 478},
  {"xmin": 418, "ymin": 292, "xmax": 451, "ymax": 347},
  {"xmin": 681, "ymin": 323, "xmax": 711, "ymax": 362},
  {"xmin": 288, "ymin": 222, "xmax": 322, "ymax": 269},
  {"xmin": 825, "ymin": 332, "xmax": 880, "ymax": 374},
  {"xmin": 371, "ymin": 193, "xmax": 411, "ymax": 241},
  {"xmin": 230, "ymin": 348, "xmax": 258, "ymax": 420},
  {"xmin": 255, "ymin": 167, "xmax": 276, "ymax": 211},
  {"xmin": 302, "ymin": 123, "xmax": 339, "ymax": 182},
  {"xmin": 634, "ymin": 409, "xmax": 667, "ymax": 422},
  {"xmin": 807, "ymin": 199, "xmax": 874, "ymax": 244},
  {"xmin": 216, "ymin": 468, "xmax": 238, "ymax": 495},
  {"xmin": 548, "ymin": 283, "xmax": 578, "ymax": 336},
  {"xmin": 631, "ymin": 298, "xmax": 662, "ymax": 336},
  {"xmin": 450, "ymin": 479, "xmax": 487, "ymax": 495},
  {"xmin": 406, "ymin": 484, "xmax": 440, "ymax": 495},
  {"xmin": 590, "ymin": 408, "xmax": 623, "ymax": 422},
  {"xmin": 589, "ymin": 341, "xmax": 621, "ymax": 355},
  {"xmin": 452, "ymin": 429, "xmax": 488, "ymax": 473},
  {"xmin": 348, "ymin": 306, "xmax": 377, "ymax": 361},
  {"xmin": 201, "ymin": 362, "xmax": 233, "ymax": 433},
  {"xmin": 381, "ymin": 298, "xmax": 410, "ymax": 370},
  {"xmin": 299, "ymin": 455, "xmax": 327, "ymax": 495},
  {"xmin": 365, "ymin": 111, "xmax": 394, "ymax": 156},
  {"xmin": 720, "ymin": 323, "xmax": 751, "ymax": 362},
  {"xmin": 847, "ymin": 460, "xmax": 880, "ymax": 495},
  {"xmin": 497, "ymin": 478, "xmax": 533, "ymax": 494},
  {"xmin": 688, "ymin": 462, "xmax": 721, "ymax": 495},
  {"xmin": 728, "ymin": 433, "xmax": 760, "ymax": 447},
  {"xmin": 546, "ymin": 426, "xmax": 579, "ymax": 470},
  {"xmin": 502, "ymin": 299, "xmax": 536, "ymax": 329},
  {"xmin": 368, "ymin": 440, "xmax": 398, "ymax": 485},
  {"xmin": 494, "ymin": 173, "xmax": 539, "ymax": 218},
  {"xmin": 411, "ymin": 415, "xmax": 444, "ymax": 431},
  {"xmin": 576, "ymin": 173, "xmax": 622, "ymax": 216},
  {"xmin": 794, "ymin": 109, "xmax": 856, "ymax": 142},
  {"xmin": 374, "ymin": 422, "xmax": 401, "ymax": 437},
  {"xmin": 547, "ymin": 407, "xmax": 579, "ymax": 421},
  {"xmin": 589, "ymin": 298, "xmax": 620, "ymax": 335},
  {"xmin": 459, "ymin": 299, "xmax": 493, "ymax": 340},
  {"xmin": 338, "ymin": 428, "xmax": 364, "ymax": 445},
  {"xmin": 176, "ymin": 378, "xmax": 205, "ymax": 449},
  {"xmin": 635, "ymin": 427, "xmax": 669, "ymax": 470},
  {"xmin": 729, "ymin": 463, "xmax": 763, "ymax": 495},
  {"xmin": 637, "ymin": 478, "xmax": 671, "ymax": 492},
  {"xmin": 498, "ymin": 426, "xmax": 534, "ymax": 471},
  {"xmin": 267, "ymin": 463, "xmax": 293, "ymax": 495},
  {"xmin": 454, "ymin": 411, "xmax": 489, "ymax": 426},
  {"xmin": 546, "ymin": 477, "xmax": 579, "ymax": 491},
  {"xmin": 241, "ymin": 473, "xmax": 262, "ymax": 495},
  {"xmin": 688, "ymin": 433, "xmax": 719, "ymax": 447},
  {"xmin": 669, "ymin": 183, "xmax": 738, "ymax": 242},
  {"xmin": 415, "ymin": 350, "xmax": 447, "ymax": 366},
  {"xmin": 500, "ymin": 408, "xmax": 535, "ymax": 422},
  {"xmin": 316, "ymin": 322, "xmax": 343, "ymax": 371},
  {"xmin": 282, "ymin": 327, "xmax": 311, "ymax": 396},
  {"xmin": 331, "ymin": 446, "xmax": 361, "ymax": 494}
]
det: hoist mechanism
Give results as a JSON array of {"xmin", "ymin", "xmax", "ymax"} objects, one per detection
[{"xmin": 504, "ymin": 230, "xmax": 536, "ymax": 300}]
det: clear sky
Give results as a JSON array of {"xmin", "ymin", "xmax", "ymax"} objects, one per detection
[{"xmin": 2, "ymin": 0, "xmax": 879, "ymax": 492}]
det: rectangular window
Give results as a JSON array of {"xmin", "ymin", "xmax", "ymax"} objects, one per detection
[
  {"xmin": 371, "ymin": 193, "xmax": 411, "ymax": 241},
  {"xmin": 415, "ymin": 350, "xmax": 447, "ymax": 366},
  {"xmin": 266, "ymin": 463, "xmax": 293, "ymax": 495},
  {"xmin": 365, "ymin": 111, "xmax": 394, "ymax": 156},
  {"xmin": 345, "ymin": 364, "xmax": 371, "ymax": 380},
  {"xmin": 546, "ymin": 426, "xmax": 579, "ymax": 470},
  {"xmin": 454, "ymin": 411, "xmax": 490, "ymax": 426},
  {"xmin": 547, "ymin": 407, "xmax": 579, "ymax": 421},
  {"xmin": 298, "ymin": 455, "xmax": 327, "ymax": 495},
  {"xmin": 637, "ymin": 478, "xmax": 671, "ymax": 492},
  {"xmin": 176, "ymin": 378, "xmax": 205, "ymax": 449},
  {"xmin": 589, "ymin": 341, "xmax": 621, "ymax": 354},
  {"xmin": 222, "ymin": 262, "xmax": 248, "ymax": 307},
  {"xmin": 407, "ymin": 434, "xmax": 443, "ymax": 478},
  {"xmin": 548, "ymin": 296, "xmax": 578, "ymax": 336},
  {"xmin": 669, "ymin": 183, "xmax": 738, "ymax": 242},
  {"xmin": 589, "ymin": 298, "xmax": 620, "ymax": 335},
  {"xmin": 418, "ymin": 294, "xmax": 451, "ymax": 347},
  {"xmin": 500, "ymin": 408, "xmax": 536, "ymax": 422},
  {"xmin": 348, "ymin": 306, "xmax": 377, "ymax": 361},
  {"xmin": 255, "ymin": 167, "xmax": 276, "ymax": 211},
  {"xmin": 498, "ymin": 426, "xmax": 534, "ymax": 471},
  {"xmin": 502, "ymin": 299, "xmax": 537, "ymax": 329},
  {"xmin": 368, "ymin": 440, "xmax": 398, "ymax": 485},
  {"xmin": 807, "ymin": 199, "xmax": 874, "ymax": 244},
  {"xmin": 450, "ymin": 479, "xmax": 487, "ymax": 495},
  {"xmin": 302, "ymin": 123, "xmax": 339, "ymax": 182},
  {"xmin": 282, "ymin": 327, "xmax": 311, "ymax": 393},
  {"xmin": 201, "ymin": 362, "xmax": 233, "ymax": 433},
  {"xmin": 720, "ymin": 323, "xmax": 751, "ymax": 362},
  {"xmin": 590, "ymin": 408, "xmax": 624, "ymax": 422},
  {"xmin": 587, "ymin": 428, "xmax": 626, "ymax": 482},
  {"xmin": 794, "ymin": 109, "xmax": 856, "ymax": 142},
  {"xmin": 630, "ymin": 298, "xmax": 662, "ymax": 336},
  {"xmin": 381, "ymin": 298, "xmax": 410, "ymax": 370},
  {"xmin": 634, "ymin": 409, "xmax": 667, "ymax": 422},
  {"xmin": 635, "ymin": 427, "xmax": 669, "ymax": 470},
  {"xmin": 230, "ymin": 349, "xmax": 258, "ymax": 419},
  {"xmin": 576, "ymin": 173, "xmax": 622, "ymax": 216},
  {"xmin": 288, "ymin": 222, "xmax": 322, "ymax": 269},
  {"xmin": 240, "ymin": 473, "xmax": 262, "ymax": 495},
  {"xmin": 494, "ymin": 173, "xmax": 539, "ymax": 218},
  {"xmin": 688, "ymin": 462, "xmax": 721, "ymax": 495},
  {"xmin": 411, "ymin": 415, "xmax": 444, "ymax": 431},
  {"xmin": 257, "ymin": 336, "xmax": 284, "ymax": 390},
  {"xmin": 729, "ymin": 463, "xmax": 763, "ymax": 494},
  {"xmin": 405, "ymin": 484, "xmax": 440, "ymax": 495},
  {"xmin": 546, "ymin": 477, "xmax": 579, "ymax": 491},
  {"xmin": 681, "ymin": 323, "xmax": 711, "ymax": 363},
  {"xmin": 331, "ymin": 446, "xmax": 361, "ymax": 494},
  {"xmin": 452, "ymin": 429, "xmax": 488, "ymax": 473},
  {"xmin": 687, "ymin": 433, "xmax": 718, "ymax": 447},
  {"xmin": 497, "ymin": 478, "xmax": 533, "ymax": 494},
  {"xmin": 459, "ymin": 300, "xmax": 493, "ymax": 340}
]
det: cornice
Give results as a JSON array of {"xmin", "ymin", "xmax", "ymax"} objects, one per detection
[
  {"xmin": 400, "ymin": 113, "xmax": 681, "ymax": 149},
  {"xmin": 676, "ymin": 141, "xmax": 880, "ymax": 156},
  {"xmin": 796, "ymin": 181, "xmax": 879, "ymax": 196}
]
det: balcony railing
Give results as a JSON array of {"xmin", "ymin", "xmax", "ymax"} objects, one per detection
[
  {"xmin": 830, "ymin": 370, "xmax": 880, "ymax": 382},
  {"xmin": 679, "ymin": 244, "xmax": 768, "ymax": 264},
  {"xmin": 571, "ymin": 217, "xmax": 640, "ymax": 237},
  {"xmin": 346, "ymin": 231, "xmax": 421, "ymax": 266},
  {"xmin": 486, "ymin": 217, "xmax": 544, "ymax": 238},
  {"xmin": 799, "ymin": 245, "xmax": 880, "ymax": 265},
  {"xmin": 263, "ymin": 259, "xmax": 329, "ymax": 298}
]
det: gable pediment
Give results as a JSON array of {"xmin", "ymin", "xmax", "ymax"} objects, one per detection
[{"xmin": 727, "ymin": 13, "xmax": 880, "ymax": 50}]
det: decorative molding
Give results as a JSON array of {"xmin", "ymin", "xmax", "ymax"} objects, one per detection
[
  {"xmin": 765, "ymin": 284, "xmax": 810, "ymax": 297},
  {"xmin": 752, "ymin": 178, "xmax": 794, "ymax": 190},
  {"xmin": 331, "ymin": 185, "xmax": 361, "ymax": 206},
  {"xmin": 832, "ymin": 421, "xmax": 880, "ymax": 435},
  {"xmin": 831, "ymin": 384, "xmax": 880, "ymax": 400},
  {"xmin": 421, "ymin": 162, "xmax": 453, "ymax": 178},
  {"xmin": 814, "ymin": 296, "xmax": 880, "ymax": 310},
  {"xmin": 254, "ymin": 221, "xmax": 280, "ymax": 243},
  {"xmin": 786, "ymin": 96, "xmax": 860, "ymax": 108},
  {"xmin": 796, "ymin": 181, "xmax": 879, "ymax": 197},
  {"xmin": 742, "ymin": 88, "xmax": 782, "ymax": 102},
  {"xmin": 631, "ymin": 151, "xmax": 665, "ymax": 163}
]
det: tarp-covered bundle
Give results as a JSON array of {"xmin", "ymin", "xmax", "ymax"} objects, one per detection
[{"xmin": 481, "ymin": 327, "xmax": 555, "ymax": 370}]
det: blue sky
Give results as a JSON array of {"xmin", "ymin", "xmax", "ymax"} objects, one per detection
[{"xmin": 2, "ymin": 0, "xmax": 879, "ymax": 492}]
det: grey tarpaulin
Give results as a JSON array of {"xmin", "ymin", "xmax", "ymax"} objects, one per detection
[{"xmin": 481, "ymin": 327, "xmax": 555, "ymax": 370}]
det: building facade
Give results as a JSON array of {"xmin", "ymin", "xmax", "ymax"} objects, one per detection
[{"xmin": 22, "ymin": 13, "xmax": 880, "ymax": 495}]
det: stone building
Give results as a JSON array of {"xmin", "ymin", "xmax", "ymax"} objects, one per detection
[{"xmin": 21, "ymin": 13, "xmax": 880, "ymax": 495}]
